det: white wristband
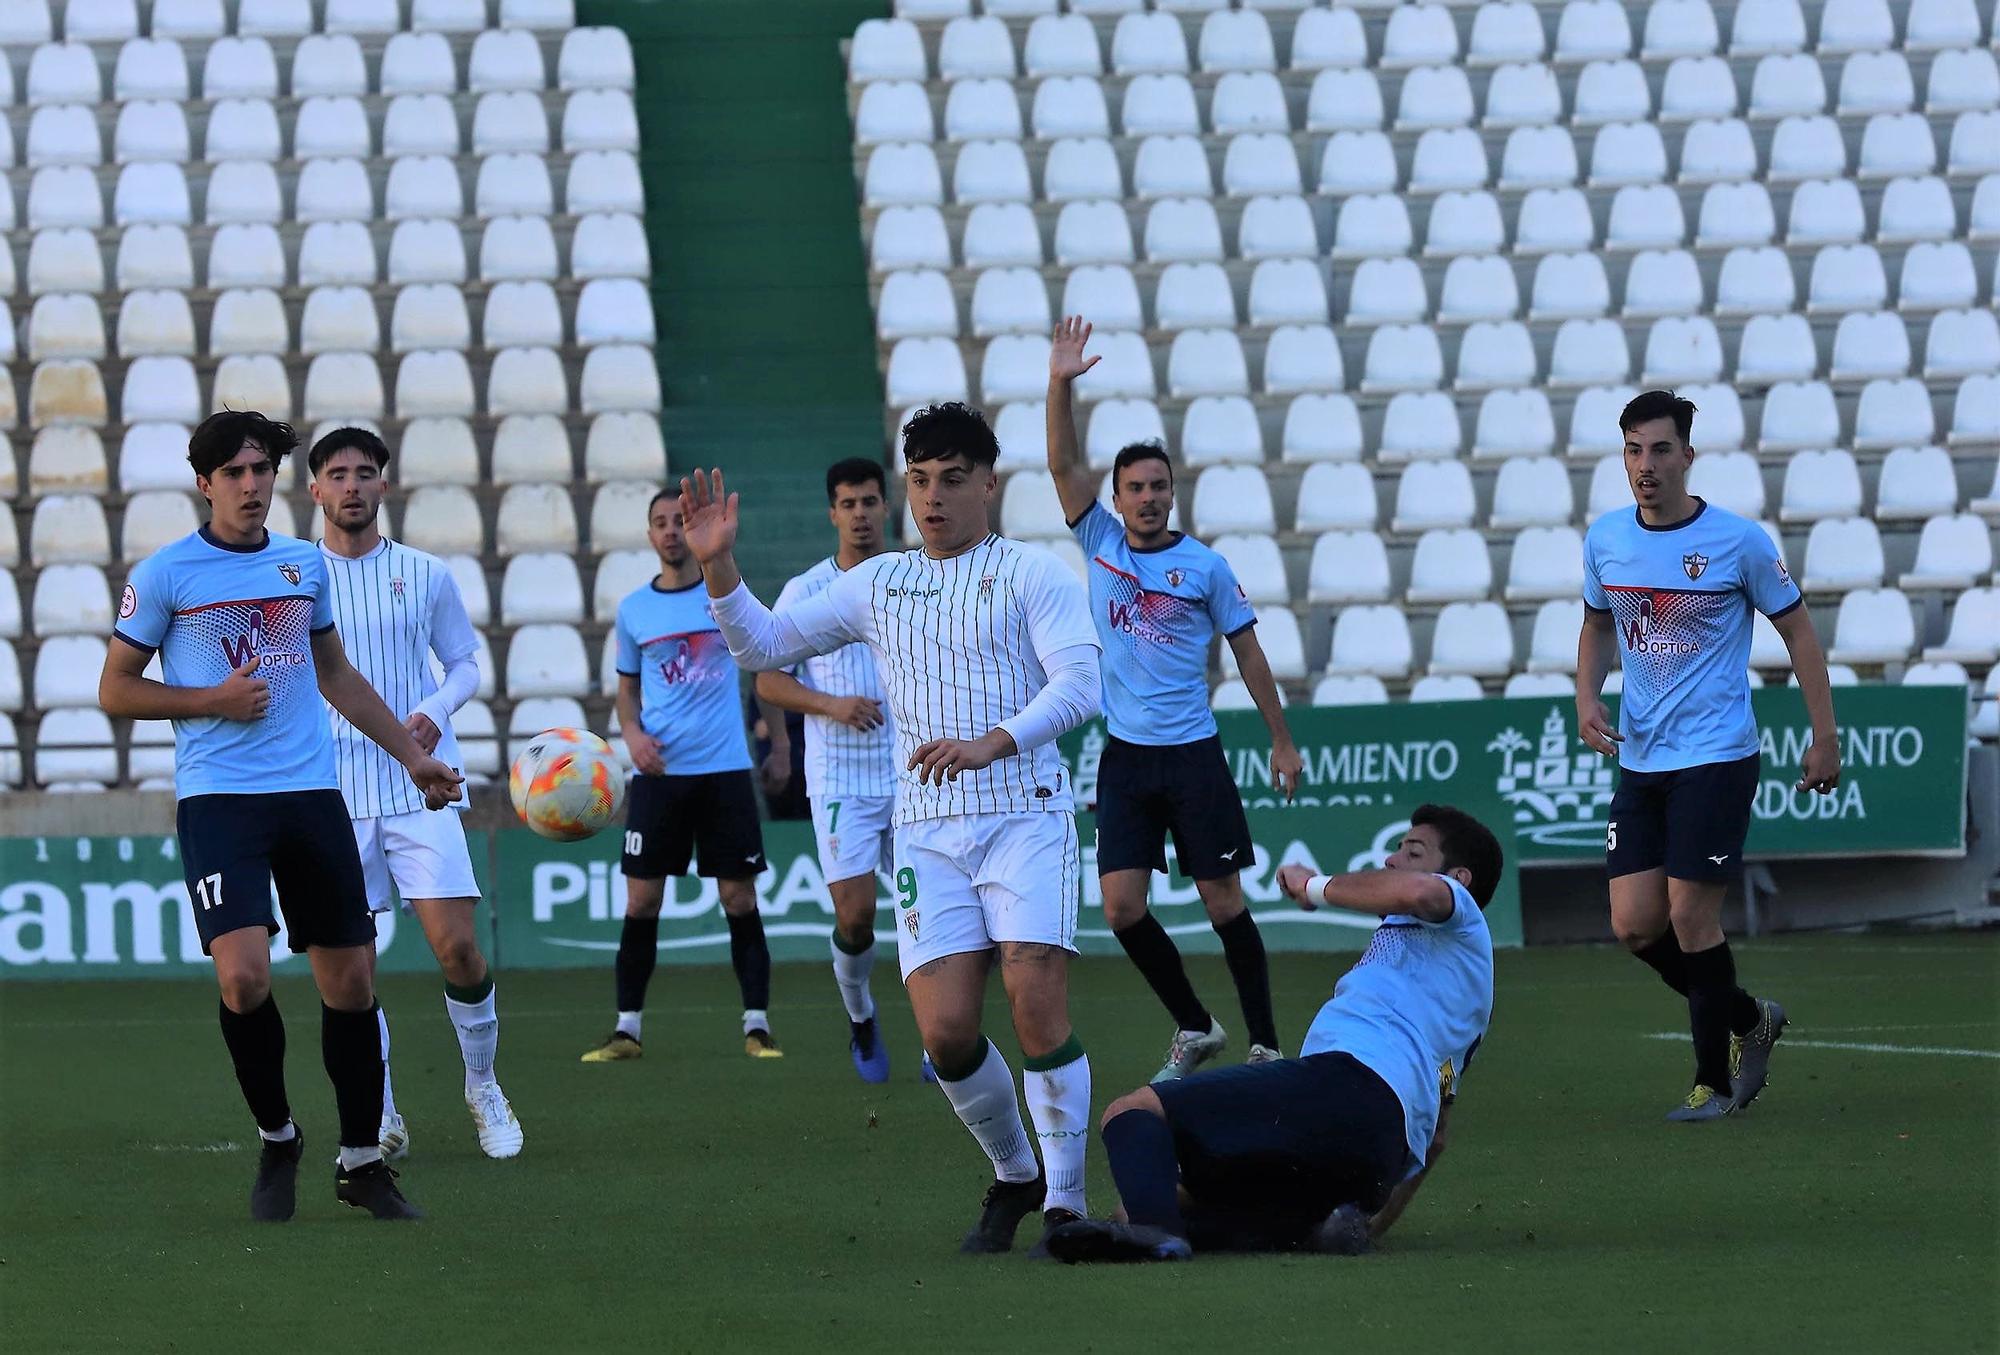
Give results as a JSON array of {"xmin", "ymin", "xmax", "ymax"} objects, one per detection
[{"xmin": 1304, "ymin": 874, "xmax": 1333, "ymax": 906}]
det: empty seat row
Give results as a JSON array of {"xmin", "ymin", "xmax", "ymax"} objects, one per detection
[
  {"xmin": 4, "ymin": 28, "xmax": 627, "ymax": 105},
  {"xmin": 0, "ymin": 0, "xmax": 579, "ymax": 46},
  {"xmin": 874, "ymin": 245, "xmax": 1997, "ymax": 344},
  {"xmin": 11, "ymin": 278, "xmax": 656, "ymax": 360},
  {"xmin": 4, "ymin": 91, "xmax": 642, "ymax": 168},
  {"xmin": 880, "ymin": 309, "xmax": 2000, "ymax": 410},
  {"xmin": 4, "ymin": 153, "xmax": 640, "ymax": 229},
  {"xmin": 11, "ymin": 215, "xmax": 651, "ymax": 293},
  {"xmin": 862, "ymin": 0, "xmax": 1991, "ymax": 83},
  {"xmin": 0, "ymin": 408, "xmax": 665, "ymax": 504}
]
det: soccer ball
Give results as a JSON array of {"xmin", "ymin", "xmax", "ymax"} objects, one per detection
[{"xmin": 509, "ymin": 728, "xmax": 626, "ymax": 842}]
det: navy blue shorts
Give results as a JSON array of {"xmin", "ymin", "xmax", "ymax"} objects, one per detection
[
  {"xmin": 621, "ymin": 770, "xmax": 766, "ymax": 881},
  {"xmin": 1606, "ymin": 752, "xmax": 1761, "ymax": 883},
  {"xmin": 177, "ymin": 789, "xmax": 373, "ymax": 955},
  {"xmin": 1094, "ymin": 734, "xmax": 1255, "ymax": 881},
  {"xmin": 1152, "ymin": 1051, "xmax": 1413, "ymax": 1249}
]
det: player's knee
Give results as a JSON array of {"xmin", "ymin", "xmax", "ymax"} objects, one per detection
[
  {"xmin": 1101, "ymin": 1087, "xmax": 1163, "ymax": 1130},
  {"xmin": 624, "ymin": 880, "xmax": 665, "ymax": 919},
  {"xmin": 716, "ymin": 880, "xmax": 757, "ymax": 917},
  {"xmin": 1611, "ymin": 916, "xmax": 1666, "ymax": 951},
  {"xmin": 435, "ymin": 934, "xmax": 485, "ymax": 986},
  {"xmin": 919, "ymin": 1021, "xmax": 982, "ymax": 1073},
  {"xmin": 216, "ymin": 966, "xmax": 270, "ymax": 1013},
  {"xmin": 1101, "ymin": 891, "xmax": 1148, "ymax": 930},
  {"xmin": 1198, "ymin": 881, "xmax": 1246, "ymax": 925}
]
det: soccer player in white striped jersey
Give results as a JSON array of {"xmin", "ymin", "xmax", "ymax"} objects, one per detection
[
  {"xmin": 682, "ymin": 404, "xmax": 1103, "ymax": 1256},
  {"xmin": 309, "ymin": 428, "xmax": 524, "ymax": 1161},
  {"xmin": 753, "ymin": 457, "xmax": 903, "ymax": 1083}
]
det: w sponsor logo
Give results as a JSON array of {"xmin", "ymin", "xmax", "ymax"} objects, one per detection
[
  {"xmin": 1619, "ymin": 597, "xmax": 1652, "ymax": 651},
  {"xmin": 219, "ymin": 610, "xmax": 265, "ymax": 668}
]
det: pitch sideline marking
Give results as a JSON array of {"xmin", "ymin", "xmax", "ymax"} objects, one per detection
[{"xmin": 1642, "ymin": 1033, "xmax": 1999, "ymax": 1059}]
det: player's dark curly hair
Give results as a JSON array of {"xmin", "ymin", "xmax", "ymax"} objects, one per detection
[
  {"xmin": 826, "ymin": 456, "xmax": 886, "ymax": 502},
  {"xmin": 188, "ymin": 409, "xmax": 299, "ymax": 478},
  {"xmin": 902, "ymin": 402, "xmax": 999, "ymax": 469},
  {"xmin": 307, "ymin": 425, "xmax": 392, "ymax": 477},
  {"xmin": 1619, "ymin": 389, "xmax": 1698, "ymax": 446},
  {"xmin": 1411, "ymin": 804, "xmax": 1504, "ymax": 908},
  {"xmin": 1111, "ymin": 440, "xmax": 1172, "ymax": 485}
]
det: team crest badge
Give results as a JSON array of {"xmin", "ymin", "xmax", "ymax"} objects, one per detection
[
  {"xmin": 978, "ymin": 575, "xmax": 995, "ymax": 600},
  {"xmin": 277, "ymin": 563, "xmax": 301, "ymax": 585},
  {"xmin": 390, "ymin": 576, "xmax": 406, "ymax": 601},
  {"xmin": 903, "ymin": 909, "xmax": 921, "ymax": 940},
  {"xmin": 1166, "ymin": 568, "xmax": 1184, "ymax": 588},
  {"xmin": 1681, "ymin": 553, "xmax": 1708, "ymax": 581}
]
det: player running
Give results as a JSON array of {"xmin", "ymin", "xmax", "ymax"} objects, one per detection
[
  {"xmin": 681, "ymin": 403, "xmax": 1103, "ymax": 1256},
  {"xmin": 98, "ymin": 410, "xmax": 461, "ymax": 1221},
  {"xmin": 1046, "ymin": 316, "xmax": 1303, "ymax": 1080},
  {"xmin": 752, "ymin": 457, "xmax": 903, "ymax": 1083},
  {"xmin": 1045, "ymin": 805, "xmax": 1499, "ymax": 1263},
  {"xmin": 1577, "ymin": 390, "xmax": 1841, "ymax": 1122},
  {"xmin": 309, "ymin": 427, "xmax": 523, "ymax": 1160},
  {"xmin": 582, "ymin": 491, "xmax": 780, "ymax": 1063}
]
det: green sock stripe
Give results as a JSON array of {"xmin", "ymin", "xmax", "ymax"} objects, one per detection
[
  {"xmin": 832, "ymin": 930, "xmax": 874, "ymax": 957},
  {"xmin": 444, "ymin": 973, "xmax": 494, "ymax": 1005},
  {"xmin": 931, "ymin": 1038, "xmax": 989, "ymax": 1085},
  {"xmin": 1023, "ymin": 1034, "xmax": 1085, "ymax": 1073}
]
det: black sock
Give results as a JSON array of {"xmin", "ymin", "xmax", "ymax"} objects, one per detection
[
  {"xmin": 1683, "ymin": 942, "xmax": 1759, "ymax": 1093},
  {"xmin": 1213, "ymin": 910, "xmax": 1279, "ymax": 1050},
  {"xmin": 1113, "ymin": 912, "xmax": 1210, "ymax": 1034},
  {"xmin": 615, "ymin": 915, "xmax": 660, "ymax": 1014},
  {"xmin": 1633, "ymin": 930, "xmax": 1691, "ymax": 997},
  {"xmin": 727, "ymin": 910, "xmax": 772, "ymax": 1014},
  {"xmin": 320, "ymin": 1003, "xmax": 384, "ymax": 1151},
  {"xmin": 1102, "ymin": 1108, "xmax": 1186, "ymax": 1237},
  {"xmin": 218, "ymin": 995, "xmax": 291, "ymax": 1132}
]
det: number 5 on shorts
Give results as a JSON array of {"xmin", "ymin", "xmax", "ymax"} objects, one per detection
[{"xmin": 895, "ymin": 866, "xmax": 918, "ymax": 909}]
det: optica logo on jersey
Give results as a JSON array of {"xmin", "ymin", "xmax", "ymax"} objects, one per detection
[{"xmin": 1618, "ymin": 595, "xmax": 1700, "ymax": 656}]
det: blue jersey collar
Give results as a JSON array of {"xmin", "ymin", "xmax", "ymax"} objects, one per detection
[
  {"xmin": 200, "ymin": 524, "xmax": 271, "ymax": 553},
  {"xmin": 1634, "ymin": 497, "xmax": 1707, "ymax": 533}
]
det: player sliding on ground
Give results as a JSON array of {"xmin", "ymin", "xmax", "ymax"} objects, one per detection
[
  {"xmin": 1044, "ymin": 805, "xmax": 1499, "ymax": 1264},
  {"xmin": 309, "ymin": 427, "xmax": 523, "ymax": 1160},
  {"xmin": 681, "ymin": 404, "xmax": 1104, "ymax": 1255},
  {"xmin": 1047, "ymin": 315, "xmax": 1304, "ymax": 1081},
  {"xmin": 98, "ymin": 411, "xmax": 462, "ymax": 1222},
  {"xmin": 753, "ymin": 458, "xmax": 907, "ymax": 1082},
  {"xmin": 583, "ymin": 491, "xmax": 780, "ymax": 1063},
  {"xmin": 1577, "ymin": 390, "xmax": 1841, "ymax": 1122}
]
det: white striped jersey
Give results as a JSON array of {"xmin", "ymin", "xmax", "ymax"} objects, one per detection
[
  {"xmin": 320, "ymin": 538, "xmax": 480, "ymax": 818},
  {"xmin": 732, "ymin": 536, "xmax": 1099, "ymax": 825},
  {"xmin": 774, "ymin": 557, "xmax": 897, "ymax": 798}
]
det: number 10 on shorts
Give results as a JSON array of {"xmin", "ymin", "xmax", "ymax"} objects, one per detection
[{"xmin": 193, "ymin": 872, "xmax": 223, "ymax": 910}]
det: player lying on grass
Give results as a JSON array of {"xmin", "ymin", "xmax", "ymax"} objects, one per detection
[
  {"xmin": 98, "ymin": 410, "xmax": 462, "ymax": 1222},
  {"xmin": 1044, "ymin": 805, "xmax": 1499, "ymax": 1263}
]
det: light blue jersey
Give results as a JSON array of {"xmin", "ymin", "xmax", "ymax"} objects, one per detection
[
  {"xmin": 1583, "ymin": 499, "xmax": 1802, "ymax": 772},
  {"xmin": 614, "ymin": 578, "xmax": 752, "ymax": 776},
  {"xmin": 114, "ymin": 527, "xmax": 339, "ymax": 799},
  {"xmin": 1301, "ymin": 877, "xmax": 1494, "ymax": 1175},
  {"xmin": 1071, "ymin": 503, "xmax": 1256, "ymax": 746}
]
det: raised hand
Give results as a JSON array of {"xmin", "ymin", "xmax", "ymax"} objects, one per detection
[
  {"xmin": 1049, "ymin": 315, "xmax": 1101, "ymax": 384},
  {"xmin": 211, "ymin": 655, "xmax": 270, "ymax": 721},
  {"xmin": 678, "ymin": 469, "xmax": 740, "ymax": 565}
]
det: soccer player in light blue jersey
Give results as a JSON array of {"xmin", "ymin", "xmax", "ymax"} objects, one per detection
[
  {"xmin": 581, "ymin": 490, "xmax": 777, "ymax": 1062},
  {"xmin": 1047, "ymin": 316, "xmax": 1304, "ymax": 1083},
  {"xmin": 1045, "ymin": 805, "xmax": 1499, "ymax": 1263},
  {"xmin": 1576, "ymin": 390, "xmax": 1842, "ymax": 1122},
  {"xmin": 98, "ymin": 410, "xmax": 462, "ymax": 1222}
]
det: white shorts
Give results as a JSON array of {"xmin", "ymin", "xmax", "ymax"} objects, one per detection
[
  {"xmin": 892, "ymin": 811, "xmax": 1079, "ymax": 981},
  {"xmin": 354, "ymin": 809, "xmax": 481, "ymax": 915},
  {"xmin": 810, "ymin": 793, "xmax": 896, "ymax": 885}
]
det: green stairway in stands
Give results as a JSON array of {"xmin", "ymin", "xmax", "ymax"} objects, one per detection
[{"xmin": 580, "ymin": 0, "xmax": 887, "ymax": 599}]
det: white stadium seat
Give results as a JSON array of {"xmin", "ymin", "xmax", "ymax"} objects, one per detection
[
  {"xmin": 301, "ymin": 351, "xmax": 384, "ymax": 423},
  {"xmin": 1264, "ymin": 324, "xmax": 1344, "ymax": 394},
  {"xmin": 1779, "ymin": 448, "xmax": 1864, "ymax": 522},
  {"xmin": 473, "ymin": 28, "xmax": 548, "ymax": 92},
  {"xmin": 121, "ymin": 491, "xmax": 200, "ymax": 560},
  {"xmin": 1313, "ymin": 675, "xmax": 1390, "ymax": 706},
  {"xmin": 1307, "ymin": 531, "xmax": 1391, "ymax": 604},
  {"xmin": 1411, "ymin": 674, "xmax": 1486, "ymax": 702},
  {"xmin": 1327, "ymin": 605, "xmax": 1413, "ymax": 678},
  {"xmin": 1528, "ymin": 252, "xmax": 1611, "ymax": 319},
  {"xmin": 1854, "ymin": 377, "xmax": 1936, "ymax": 449},
  {"xmin": 1802, "ymin": 517, "xmax": 1886, "ymax": 591},
  {"xmin": 1429, "ymin": 601, "xmax": 1514, "ymax": 676},
  {"xmin": 1827, "ymin": 587, "xmax": 1915, "ymax": 665},
  {"xmin": 1193, "ymin": 466, "xmax": 1275, "ymax": 534},
  {"xmin": 1473, "ymin": 388, "xmax": 1557, "ymax": 459},
  {"xmin": 496, "ymin": 484, "xmax": 580, "ymax": 557},
  {"xmin": 1527, "ymin": 598, "xmax": 1586, "ymax": 672},
  {"xmin": 1516, "ymin": 187, "xmax": 1595, "ymax": 252},
  {"xmin": 476, "ymin": 153, "xmax": 553, "ymax": 218},
  {"xmin": 1212, "ymin": 534, "xmax": 1288, "ymax": 604},
  {"xmin": 1380, "ymin": 391, "xmax": 1463, "ymax": 462},
  {"xmin": 30, "ymin": 166, "xmax": 105, "ymax": 230},
  {"xmin": 1181, "ymin": 397, "xmax": 1264, "ymax": 465},
  {"xmin": 1112, "ymin": 12, "xmax": 1190, "ymax": 75},
  {"xmin": 1455, "ymin": 320, "xmax": 1537, "ymax": 390},
  {"xmin": 1839, "ymin": 51, "xmax": 1916, "ymax": 115},
  {"xmin": 1901, "ymin": 514, "xmax": 1994, "ymax": 589},
  {"xmin": 1360, "ymin": 323, "xmax": 1445, "ymax": 393},
  {"xmin": 1294, "ymin": 460, "xmax": 1376, "ymax": 530},
  {"xmin": 1926, "ymin": 587, "xmax": 2000, "ymax": 663},
  {"xmin": 393, "ymin": 284, "xmax": 474, "ymax": 352},
  {"xmin": 1876, "ymin": 445, "xmax": 1961, "ymax": 521},
  {"xmin": 290, "ymin": 34, "xmax": 367, "ymax": 98},
  {"xmin": 475, "ymin": 92, "xmax": 551, "ymax": 156},
  {"xmin": 28, "ymin": 293, "xmax": 105, "ymax": 362},
  {"xmin": 297, "ymin": 221, "xmax": 378, "ymax": 287},
  {"xmin": 1819, "ymin": 0, "xmax": 1896, "ymax": 54},
  {"xmin": 325, "ymin": 0, "xmax": 399, "ymax": 34},
  {"xmin": 1085, "ymin": 399, "xmax": 1167, "ymax": 467},
  {"xmin": 501, "ymin": 553, "xmax": 585, "ymax": 625},
  {"xmin": 1395, "ymin": 65, "xmax": 1476, "ymax": 130},
  {"xmin": 1305, "ymin": 69, "xmax": 1385, "ymax": 132},
  {"xmin": 1025, "ymin": 15, "xmax": 1101, "ymax": 78},
  {"xmin": 1392, "ymin": 459, "xmax": 1476, "ymax": 533},
  {"xmin": 506, "ymin": 625, "xmax": 590, "ymax": 700},
  {"xmin": 299, "ymin": 286, "xmax": 379, "ymax": 356},
  {"xmin": 559, "ymin": 26, "xmax": 634, "ymax": 90},
  {"xmin": 400, "ymin": 418, "xmax": 481, "ymax": 488},
  {"xmin": 1688, "ymin": 449, "xmax": 1767, "ymax": 518},
  {"xmin": 1490, "ymin": 457, "xmax": 1574, "ymax": 528},
  {"xmin": 489, "ymin": 415, "xmax": 570, "ymax": 485},
  {"xmin": 1750, "ymin": 54, "xmax": 1827, "ymax": 118},
  {"xmin": 28, "ymin": 42, "xmax": 101, "ymax": 106},
  {"xmin": 1731, "ymin": 0, "xmax": 1808, "ymax": 54},
  {"xmin": 1407, "ymin": 528, "xmax": 1493, "ymax": 604},
  {"xmin": 564, "ymin": 90, "xmax": 641, "ymax": 153},
  {"xmin": 1575, "ymin": 59, "xmax": 1650, "ymax": 125},
  {"xmin": 35, "ymin": 709, "xmax": 117, "ymax": 787}
]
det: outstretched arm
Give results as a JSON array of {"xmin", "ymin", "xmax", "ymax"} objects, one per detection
[
  {"xmin": 1772, "ymin": 604, "xmax": 1841, "ymax": 793},
  {"xmin": 754, "ymin": 669, "xmax": 883, "ymax": 730},
  {"xmin": 1225, "ymin": 627, "xmax": 1303, "ymax": 802},
  {"xmin": 1275, "ymin": 863, "xmax": 1456, "ymax": 923},
  {"xmin": 682, "ymin": 470, "xmax": 866, "ymax": 671},
  {"xmin": 313, "ymin": 627, "xmax": 463, "ymax": 809},
  {"xmin": 1047, "ymin": 315, "xmax": 1102, "ymax": 526}
]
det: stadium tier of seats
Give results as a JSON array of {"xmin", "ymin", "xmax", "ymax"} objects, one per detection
[
  {"xmin": 848, "ymin": 0, "xmax": 2000, "ymax": 737},
  {"xmin": 1, "ymin": 0, "xmax": 668, "ymax": 789}
]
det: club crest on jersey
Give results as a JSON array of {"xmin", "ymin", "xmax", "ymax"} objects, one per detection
[
  {"xmin": 390, "ymin": 576, "xmax": 405, "ymax": 601},
  {"xmin": 277, "ymin": 563, "xmax": 301, "ymax": 585},
  {"xmin": 903, "ymin": 909, "xmax": 920, "ymax": 940},
  {"xmin": 1681, "ymin": 552, "xmax": 1708, "ymax": 581},
  {"xmin": 978, "ymin": 575, "xmax": 996, "ymax": 600},
  {"xmin": 1166, "ymin": 568, "xmax": 1185, "ymax": 588}
]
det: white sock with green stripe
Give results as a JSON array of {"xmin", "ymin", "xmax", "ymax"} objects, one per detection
[
  {"xmin": 1024, "ymin": 1034, "xmax": 1090, "ymax": 1216},
  {"xmin": 935, "ymin": 1038, "xmax": 1040, "ymax": 1184}
]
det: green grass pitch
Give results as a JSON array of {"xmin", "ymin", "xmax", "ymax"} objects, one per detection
[{"xmin": 3, "ymin": 935, "xmax": 1994, "ymax": 1352}]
